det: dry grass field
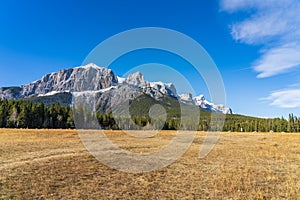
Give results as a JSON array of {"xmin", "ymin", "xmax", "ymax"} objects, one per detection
[{"xmin": 0, "ymin": 129, "xmax": 299, "ymax": 199}]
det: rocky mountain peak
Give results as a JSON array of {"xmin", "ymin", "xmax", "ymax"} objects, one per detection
[
  {"xmin": 179, "ymin": 93, "xmax": 193, "ymax": 103},
  {"xmin": 125, "ymin": 72, "xmax": 146, "ymax": 87},
  {"xmin": 3, "ymin": 63, "xmax": 118, "ymax": 98}
]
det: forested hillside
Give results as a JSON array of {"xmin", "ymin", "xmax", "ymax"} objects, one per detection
[{"xmin": 0, "ymin": 99, "xmax": 299, "ymax": 132}]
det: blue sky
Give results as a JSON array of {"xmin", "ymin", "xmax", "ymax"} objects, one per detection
[{"xmin": 0, "ymin": 0, "xmax": 299, "ymax": 118}]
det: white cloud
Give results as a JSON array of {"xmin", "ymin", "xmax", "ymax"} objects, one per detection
[
  {"xmin": 262, "ymin": 89, "xmax": 300, "ymax": 108},
  {"xmin": 221, "ymin": 0, "xmax": 300, "ymax": 78},
  {"xmin": 230, "ymin": 12, "xmax": 288, "ymax": 45},
  {"xmin": 253, "ymin": 44, "xmax": 300, "ymax": 78}
]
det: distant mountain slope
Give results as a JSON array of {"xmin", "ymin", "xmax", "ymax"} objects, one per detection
[{"xmin": 0, "ymin": 63, "xmax": 232, "ymax": 114}]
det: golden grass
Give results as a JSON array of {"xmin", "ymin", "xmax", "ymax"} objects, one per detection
[{"xmin": 0, "ymin": 129, "xmax": 299, "ymax": 199}]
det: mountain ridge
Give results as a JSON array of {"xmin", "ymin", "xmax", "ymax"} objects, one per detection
[{"xmin": 0, "ymin": 63, "xmax": 232, "ymax": 114}]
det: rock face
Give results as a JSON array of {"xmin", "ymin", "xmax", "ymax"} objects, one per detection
[
  {"xmin": 121, "ymin": 72, "xmax": 177, "ymax": 99},
  {"xmin": 0, "ymin": 63, "xmax": 118, "ymax": 99},
  {"xmin": 0, "ymin": 63, "xmax": 232, "ymax": 114},
  {"xmin": 0, "ymin": 87, "xmax": 22, "ymax": 100},
  {"xmin": 23, "ymin": 63, "xmax": 118, "ymax": 97},
  {"xmin": 124, "ymin": 72, "xmax": 147, "ymax": 87}
]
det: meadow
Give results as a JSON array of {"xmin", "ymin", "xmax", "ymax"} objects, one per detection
[{"xmin": 0, "ymin": 129, "xmax": 299, "ymax": 199}]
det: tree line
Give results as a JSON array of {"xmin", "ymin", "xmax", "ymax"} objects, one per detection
[
  {"xmin": 0, "ymin": 99, "xmax": 74, "ymax": 129},
  {"xmin": 0, "ymin": 99, "xmax": 299, "ymax": 132}
]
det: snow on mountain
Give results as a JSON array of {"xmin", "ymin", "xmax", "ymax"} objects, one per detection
[
  {"xmin": 117, "ymin": 76, "xmax": 126, "ymax": 84},
  {"xmin": 74, "ymin": 63, "xmax": 100, "ymax": 70},
  {"xmin": 149, "ymin": 81, "xmax": 177, "ymax": 97},
  {"xmin": 71, "ymin": 86, "xmax": 117, "ymax": 97},
  {"xmin": 193, "ymin": 95, "xmax": 232, "ymax": 114},
  {"xmin": 179, "ymin": 93, "xmax": 193, "ymax": 103},
  {"xmin": 38, "ymin": 91, "xmax": 68, "ymax": 97}
]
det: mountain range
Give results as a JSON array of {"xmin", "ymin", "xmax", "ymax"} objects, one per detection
[{"xmin": 0, "ymin": 63, "xmax": 232, "ymax": 114}]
